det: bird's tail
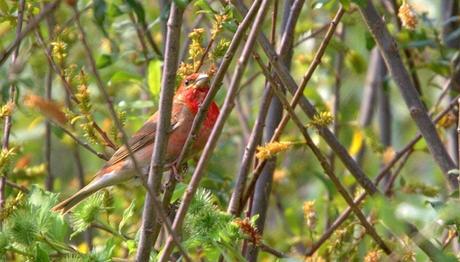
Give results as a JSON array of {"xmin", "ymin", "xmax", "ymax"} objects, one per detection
[
  {"xmin": 52, "ymin": 168, "xmax": 125, "ymax": 214},
  {"xmin": 51, "ymin": 186, "xmax": 96, "ymax": 214}
]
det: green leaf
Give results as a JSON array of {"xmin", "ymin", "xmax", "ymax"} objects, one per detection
[
  {"xmin": 109, "ymin": 71, "xmax": 143, "ymax": 85},
  {"xmin": 351, "ymin": 0, "xmax": 367, "ymax": 7},
  {"xmin": 173, "ymin": 0, "xmax": 190, "ymax": 9},
  {"xmin": 195, "ymin": 0, "xmax": 217, "ymax": 14},
  {"xmin": 35, "ymin": 244, "xmax": 50, "ymax": 262},
  {"xmin": 365, "ymin": 31, "xmax": 375, "ymax": 50},
  {"xmin": 126, "ymin": 0, "xmax": 146, "ymax": 24},
  {"xmin": 96, "ymin": 54, "xmax": 113, "ymax": 69},
  {"xmin": 339, "ymin": 0, "xmax": 351, "ymax": 10},
  {"xmin": 147, "ymin": 60, "xmax": 162, "ymax": 98},
  {"xmin": 118, "ymin": 201, "xmax": 135, "ymax": 235},
  {"xmin": 0, "ymin": 0, "xmax": 8, "ymax": 14},
  {"xmin": 345, "ymin": 50, "xmax": 366, "ymax": 74},
  {"xmin": 171, "ymin": 183, "xmax": 187, "ymax": 203},
  {"xmin": 93, "ymin": 0, "xmax": 107, "ymax": 30}
]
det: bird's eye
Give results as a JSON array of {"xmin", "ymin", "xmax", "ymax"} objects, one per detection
[{"xmin": 185, "ymin": 79, "xmax": 191, "ymax": 86}]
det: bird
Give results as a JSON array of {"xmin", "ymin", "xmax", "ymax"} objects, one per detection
[{"xmin": 52, "ymin": 73, "xmax": 219, "ymax": 214}]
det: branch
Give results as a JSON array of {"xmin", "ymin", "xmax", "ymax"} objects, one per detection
[
  {"xmin": 228, "ymin": 0, "xmax": 305, "ymax": 217},
  {"xmin": 359, "ymin": 1, "xmax": 458, "ymax": 190},
  {"xmin": 158, "ymin": 1, "xmax": 271, "ymax": 260},
  {"xmin": 306, "ymin": 97, "xmax": 460, "ymax": 256},
  {"xmin": 136, "ymin": 3, "xmax": 186, "ymax": 261},
  {"xmin": 240, "ymin": 6, "xmax": 347, "ymax": 211},
  {"xmin": 0, "ymin": 0, "xmax": 62, "ymax": 66},
  {"xmin": 1, "ymin": 0, "xmax": 26, "ymax": 210},
  {"xmin": 254, "ymin": 53, "xmax": 392, "ymax": 255},
  {"xmin": 44, "ymin": 11, "xmax": 56, "ymax": 191},
  {"xmin": 34, "ymin": 28, "xmax": 117, "ymax": 151}
]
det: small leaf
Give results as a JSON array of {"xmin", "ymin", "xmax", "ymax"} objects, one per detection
[
  {"xmin": 345, "ymin": 50, "xmax": 366, "ymax": 74},
  {"xmin": 109, "ymin": 71, "xmax": 143, "ymax": 85},
  {"xmin": 35, "ymin": 244, "xmax": 50, "ymax": 262},
  {"xmin": 118, "ymin": 201, "xmax": 135, "ymax": 235},
  {"xmin": 126, "ymin": 0, "xmax": 146, "ymax": 24},
  {"xmin": 0, "ymin": 0, "xmax": 8, "ymax": 14},
  {"xmin": 173, "ymin": 0, "xmax": 190, "ymax": 9},
  {"xmin": 171, "ymin": 183, "xmax": 187, "ymax": 203},
  {"xmin": 96, "ymin": 54, "xmax": 113, "ymax": 69},
  {"xmin": 93, "ymin": 0, "xmax": 107, "ymax": 30},
  {"xmin": 148, "ymin": 60, "xmax": 162, "ymax": 98},
  {"xmin": 195, "ymin": 0, "xmax": 217, "ymax": 14}
]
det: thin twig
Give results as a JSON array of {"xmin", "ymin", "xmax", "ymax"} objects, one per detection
[
  {"xmin": 44, "ymin": 10, "xmax": 56, "ymax": 192},
  {"xmin": 59, "ymin": 125, "xmax": 109, "ymax": 161},
  {"xmin": 0, "ymin": 0, "xmax": 62, "ymax": 66},
  {"xmin": 1, "ymin": 0, "xmax": 26, "ymax": 209},
  {"xmin": 158, "ymin": 1, "xmax": 271, "ymax": 260},
  {"xmin": 34, "ymin": 28, "xmax": 118, "ymax": 152},
  {"xmin": 293, "ymin": 23, "xmax": 329, "ymax": 47}
]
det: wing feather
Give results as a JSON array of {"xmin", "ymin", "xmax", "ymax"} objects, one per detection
[{"xmin": 104, "ymin": 104, "xmax": 183, "ymax": 167}]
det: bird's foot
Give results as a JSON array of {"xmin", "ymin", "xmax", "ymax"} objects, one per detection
[{"xmin": 168, "ymin": 162, "xmax": 188, "ymax": 182}]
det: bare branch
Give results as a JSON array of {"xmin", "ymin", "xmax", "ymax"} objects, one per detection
[
  {"xmin": 254, "ymin": 53, "xmax": 392, "ymax": 255},
  {"xmin": 1, "ymin": 0, "xmax": 26, "ymax": 209},
  {"xmin": 136, "ymin": 3, "xmax": 187, "ymax": 261},
  {"xmin": 359, "ymin": 1, "xmax": 458, "ymax": 189},
  {"xmin": 0, "ymin": 0, "xmax": 62, "ymax": 66}
]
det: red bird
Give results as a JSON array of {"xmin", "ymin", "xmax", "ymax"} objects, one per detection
[{"xmin": 52, "ymin": 73, "xmax": 219, "ymax": 213}]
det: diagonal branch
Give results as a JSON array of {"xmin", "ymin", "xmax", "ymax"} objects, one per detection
[
  {"xmin": 239, "ymin": 6, "xmax": 346, "ymax": 211},
  {"xmin": 306, "ymin": 97, "xmax": 460, "ymax": 256},
  {"xmin": 228, "ymin": 0, "xmax": 306, "ymax": 217},
  {"xmin": 254, "ymin": 53, "xmax": 392, "ymax": 254},
  {"xmin": 0, "ymin": 0, "xmax": 62, "ymax": 66},
  {"xmin": 359, "ymin": 1, "xmax": 457, "ymax": 190}
]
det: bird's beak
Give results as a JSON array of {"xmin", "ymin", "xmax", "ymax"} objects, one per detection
[{"xmin": 194, "ymin": 74, "xmax": 210, "ymax": 88}]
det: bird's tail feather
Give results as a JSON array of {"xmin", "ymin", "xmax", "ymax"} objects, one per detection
[{"xmin": 52, "ymin": 169, "xmax": 122, "ymax": 214}]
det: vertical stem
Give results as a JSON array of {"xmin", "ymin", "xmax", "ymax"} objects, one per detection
[
  {"xmin": 1, "ymin": 0, "xmax": 25, "ymax": 209},
  {"xmin": 355, "ymin": 48, "xmax": 385, "ymax": 165},
  {"xmin": 136, "ymin": 3, "xmax": 184, "ymax": 261},
  {"xmin": 44, "ymin": 12, "xmax": 55, "ymax": 192},
  {"xmin": 330, "ymin": 23, "xmax": 345, "ymax": 172}
]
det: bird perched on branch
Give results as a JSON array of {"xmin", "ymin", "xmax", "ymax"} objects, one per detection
[{"xmin": 52, "ymin": 73, "xmax": 219, "ymax": 213}]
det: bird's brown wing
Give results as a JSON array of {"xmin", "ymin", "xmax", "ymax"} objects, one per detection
[{"xmin": 105, "ymin": 104, "xmax": 183, "ymax": 167}]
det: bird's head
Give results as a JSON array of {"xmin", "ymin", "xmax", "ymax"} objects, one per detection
[
  {"xmin": 175, "ymin": 73, "xmax": 212, "ymax": 111},
  {"xmin": 180, "ymin": 73, "xmax": 210, "ymax": 92}
]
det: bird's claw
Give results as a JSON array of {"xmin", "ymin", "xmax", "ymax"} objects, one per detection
[{"xmin": 169, "ymin": 162, "xmax": 188, "ymax": 182}]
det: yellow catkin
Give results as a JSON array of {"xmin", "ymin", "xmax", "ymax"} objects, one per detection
[
  {"xmin": 303, "ymin": 200, "xmax": 317, "ymax": 229},
  {"xmin": 364, "ymin": 249, "xmax": 382, "ymax": 262},
  {"xmin": 255, "ymin": 141, "xmax": 292, "ymax": 161},
  {"xmin": 398, "ymin": 2, "xmax": 418, "ymax": 30},
  {"xmin": 308, "ymin": 111, "xmax": 334, "ymax": 128}
]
